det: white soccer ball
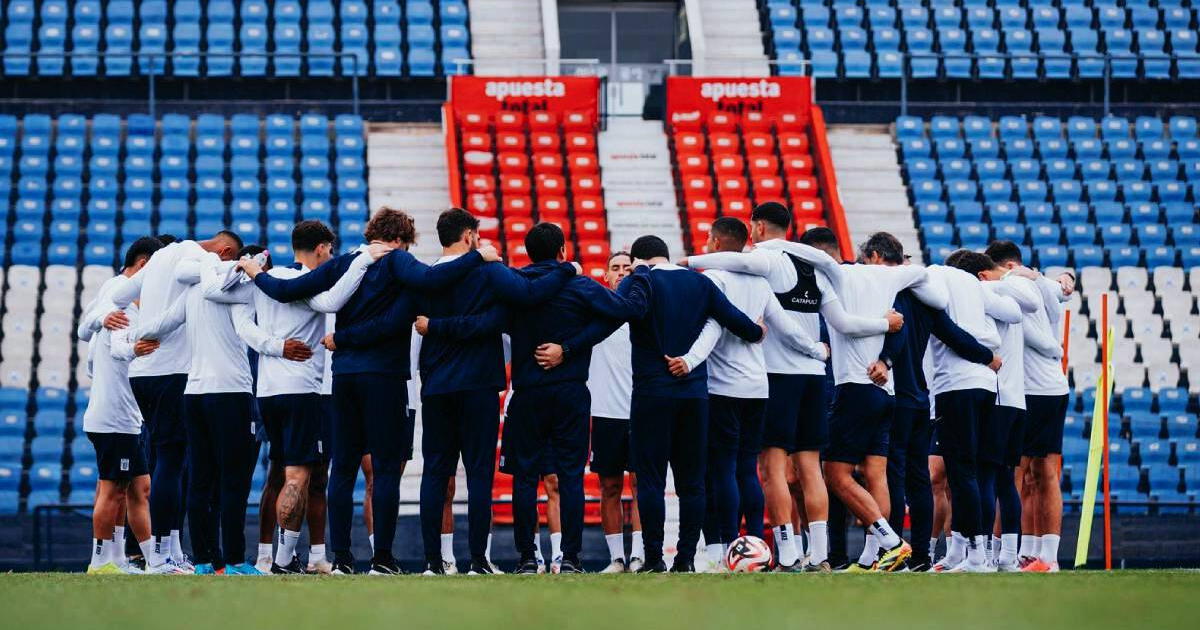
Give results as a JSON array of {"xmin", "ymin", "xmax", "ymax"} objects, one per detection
[{"xmin": 724, "ymin": 535, "xmax": 773, "ymax": 573}]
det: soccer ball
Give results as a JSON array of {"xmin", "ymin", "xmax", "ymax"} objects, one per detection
[{"xmin": 724, "ymin": 535, "xmax": 773, "ymax": 573}]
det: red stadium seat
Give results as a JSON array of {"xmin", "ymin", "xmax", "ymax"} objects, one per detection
[
  {"xmin": 497, "ymin": 152, "xmax": 528, "ymax": 174},
  {"xmin": 464, "ymin": 174, "xmax": 495, "ymax": 193},
  {"xmin": 718, "ymin": 176, "xmax": 748, "ymax": 196},
  {"xmin": 571, "ymin": 174, "xmax": 601, "ymax": 195},
  {"xmin": 743, "ymin": 133, "xmax": 775, "ymax": 156},
  {"xmin": 496, "ymin": 132, "xmax": 526, "ymax": 152},
  {"xmin": 753, "ymin": 176, "xmax": 784, "ymax": 199},
  {"xmin": 564, "ymin": 132, "xmax": 596, "ymax": 153},
  {"xmin": 535, "ymin": 174, "xmax": 566, "ymax": 195},
  {"xmin": 503, "ymin": 195, "xmax": 533, "ymax": 216},
  {"xmin": 689, "ymin": 216, "xmax": 715, "ymax": 238},
  {"xmin": 678, "ymin": 154, "xmax": 710, "ymax": 175},
  {"xmin": 788, "ymin": 175, "xmax": 818, "ymax": 198},
  {"xmin": 578, "ymin": 239, "xmax": 610, "ymax": 263},
  {"xmin": 539, "ymin": 217, "xmax": 573, "ymax": 242},
  {"xmin": 781, "ymin": 154, "xmax": 813, "ymax": 176},
  {"xmin": 538, "ymin": 196, "xmax": 569, "ymax": 218},
  {"xmin": 722, "ymin": 198, "xmax": 752, "ymax": 219},
  {"xmin": 563, "ymin": 110, "xmax": 594, "ymax": 131},
  {"xmin": 674, "ymin": 132, "xmax": 706, "ymax": 154},
  {"xmin": 574, "ymin": 196, "xmax": 604, "ymax": 217},
  {"xmin": 532, "ymin": 152, "xmax": 563, "ymax": 175},
  {"xmin": 682, "ymin": 175, "xmax": 713, "ymax": 197},
  {"xmin": 500, "ymin": 174, "xmax": 531, "ymax": 195},
  {"xmin": 466, "ymin": 193, "xmax": 497, "ymax": 216},
  {"xmin": 530, "ymin": 132, "xmax": 561, "ymax": 152},
  {"xmin": 459, "ymin": 111, "xmax": 489, "ymax": 130},
  {"xmin": 710, "ymin": 132, "xmax": 739, "ymax": 153},
  {"xmin": 585, "ymin": 264, "xmax": 606, "ymax": 282},
  {"xmin": 575, "ymin": 216, "xmax": 607, "ymax": 240},
  {"xmin": 741, "ymin": 110, "xmax": 771, "ymax": 133},
  {"xmin": 478, "ymin": 216, "xmax": 500, "ymax": 240},
  {"xmin": 712, "ymin": 154, "xmax": 744, "ymax": 175},
  {"xmin": 747, "ymin": 155, "xmax": 779, "ymax": 176},
  {"xmin": 779, "ymin": 133, "xmax": 809, "ymax": 154},
  {"xmin": 777, "ymin": 112, "xmax": 806, "ymax": 132},
  {"xmin": 686, "ymin": 197, "xmax": 718, "ymax": 218},
  {"xmin": 462, "ymin": 150, "xmax": 495, "ymax": 174},
  {"xmin": 794, "ymin": 197, "xmax": 823, "ymax": 215},
  {"xmin": 528, "ymin": 111, "xmax": 558, "ymax": 131},
  {"xmin": 670, "ymin": 110, "xmax": 703, "ymax": 131},
  {"xmin": 707, "ymin": 111, "xmax": 738, "ymax": 132},
  {"xmin": 494, "ymin": 111, "xmax": 525, "ymax": 131},
  {"xmin": 506, "ymin": 242, "xmax": 531, "ymax": 267},
  {"xmin": 567, "ymin": 153, "xmax": 599, "ymax": 174},
  {"xmin": 461, "ymin": 131, "xmax": 492, "ymax": 151},
  {"xmin": 504, "ymin": 216, "xmax": 535, "ymax": 235}
]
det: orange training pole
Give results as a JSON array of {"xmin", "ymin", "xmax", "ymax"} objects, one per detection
[{"xmin": 1101, "ymin": 292, "xmax": 1112, "ymax": 570}]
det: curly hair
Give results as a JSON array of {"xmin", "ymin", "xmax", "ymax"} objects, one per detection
[{"xmin": 364, "ymin": 207, "xmax": 417, "ymax": 245}]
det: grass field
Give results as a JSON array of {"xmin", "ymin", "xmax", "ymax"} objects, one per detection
[{"xmin": 1, "ymin": 571, "xmax": 1196, "ymax": 630}]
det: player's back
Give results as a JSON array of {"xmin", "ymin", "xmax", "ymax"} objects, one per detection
[
  {"xmin": 703, "ymin": 269, "xmax": 771, "ymax": 395},
  {"xmin": 417, "ymin": 254, "xmax": 506, "ymax": 396},
  {"xmin": 627, "ymin": 264, "xmax": 720, "ymax": 398}
]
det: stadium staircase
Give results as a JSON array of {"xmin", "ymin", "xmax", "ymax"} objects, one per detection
[
  {"xmin": 695, "ymin": 0, "xmax": 771, "ymax": 76},
  {"xmin": 367, "ymin": 122, "xmax": 451, "ymax": 261},
  {"xmin": 827, "ymin": 124, "xmax": 922, "ymax": 260},
  {"xmin": 599, "ymin": 118, "xmax": 684, "ymax": 259},
  {"xmin": 467, "ymin": 0, "xmax": 545, "ymax": 76}
]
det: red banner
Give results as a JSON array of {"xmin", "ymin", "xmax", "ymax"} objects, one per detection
[
  {"xmin": 449, "ymin": 76, "xmax": 601, "ymax": 116},
  {"xmin": 665, "ymin": 77, "xmax": 813, "ymax": 121}
]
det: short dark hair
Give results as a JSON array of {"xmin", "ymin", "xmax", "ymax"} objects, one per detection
[
  {"xmin": 364, "ymin": 207, "xmax": 417, "ymax": 245},
  {"xmin": 122, "ymin": 236, "xmax": 164, "ymax": 269},
  {"xmin": 860, "ymin": 232, "xmax": 905, "ymax": 264},
  {"xmin": 630, "ymin": 235, "xmax": 669, "ymax": 261},
  {"xmin": 799, "ymin": 226, "xmax": 839, "ymax": 249},
  {"xmin": 984, "ymin": 240, "xmax": 1024, "ymax": 266},
  {"xmin": 710, "ymin": 217, "xmax": 749, "ymax": 248},
  {"xmin": 525, "ymin": 222, "xmax": 565, "ymax": 263},
  {"xmin": 291, "ymin": 220, "xmax": 335, "ymax": 252},
  {"xmin": 436, "ymin": 208, "xmax": 480, "ymax": 247},
  {"xmin": 947, "ymin": 250, "xmax": 998, "ymax": 277},
  {"xmin": 216, "ymin": 229, "xmax": 245, "ymax": 252},
  {"xmin": 155, "ymin": 234, "xmax": 178, "ymax": 245},
  {"xmin": 608, "ymin": 250, "xmax": 632, "ymax": 265},
  {"xmin": 750, "ymin": 201, "xmax": 792, "ymax": 231}
]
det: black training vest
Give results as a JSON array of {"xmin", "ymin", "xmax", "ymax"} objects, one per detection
[{"xmin": 774, "ymin": 252, "xmax": 822, "ymax": 313}]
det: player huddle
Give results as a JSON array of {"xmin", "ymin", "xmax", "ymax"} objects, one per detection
[{"xmin": 76, "ymin": 200, "xmax": 1074, "ymax": 575}]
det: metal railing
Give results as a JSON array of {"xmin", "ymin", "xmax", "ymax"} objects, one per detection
[
  {"xmin": 0, "ymin": 51, "xmax": 367, "ymax": 116},
  {"xmin": 897, "ymin": 51, "xmax": 1131, "ymax": 117},
  {"xmin": 449, "ymin": 57, "xmax": 601, "ymax": 76}
]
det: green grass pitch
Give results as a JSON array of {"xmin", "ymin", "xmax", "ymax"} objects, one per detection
[{"xmin": 2, "ymin": 571, "xmax": 1195, "ymax": 629}]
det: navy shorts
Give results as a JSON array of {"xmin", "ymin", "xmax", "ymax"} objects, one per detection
[
  {"xmin": 763, "ymin": 373, "xmax": 829, "ymax": 454},
  {"xmin": 589, "ymin": 416, "xmax": 631, "ymax": 477},
  {"xmin": 825, "ymin": 383, "xmax": 895, "ymax": 465},
  {"xmin": 129, "ymin": 374, "xmax": 188, "ymax": 446},
  {"xmin": 991, "ymin": 405, "xmax": 1026, "ymax": 467},
  {"xmin": 500, "ymin": 382, "xmax": 590, "ymax": 478},
  {"xmin": 87, "ymin": 432, "xmax": 149, "ymax": 480},
  {"xmin": 867, "ymin": 405, "xmax": 893, "ymax": 458},
  {"xmin": 259, "ymin": 393, "xmax": 326, "ymax": 466},
  {"xmin": 708, "ymin": 394, "xmax": 767, "ymax": 455},
  {"xmin": 930, "ymin": 420, "xmax": 944, "ymax": 457},
  {"xmin": 1023, "ymin": 394, "xmax": 1069, "ymax": 457},
  {"xmin": 934, "ymin": 388, "xmax": 995, "ymax": 465}
]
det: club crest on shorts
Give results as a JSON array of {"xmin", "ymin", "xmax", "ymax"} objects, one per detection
[{"xmin": 120, "ymin": 458, "xmax": 130, "ymax": 471}]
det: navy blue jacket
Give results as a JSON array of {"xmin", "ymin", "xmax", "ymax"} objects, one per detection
[
  {"xmin": 430, "ymin": 260, "xmax": 650, "ymax": 389},
  {"xmin": 252, "ymin": 248, "xmax": 482, "ymax": 376},
  {"xmin": 334, "ymin": 257, "xmax": 577, "ymax": 395},
  {"xmin": 566, "ymin": 265, "xmax": 763, "ymax": 399},
  {"xmin": 878, "ymin": 289, "xmax": 994, "ymax": 410}
]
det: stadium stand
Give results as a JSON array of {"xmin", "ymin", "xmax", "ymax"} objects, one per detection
[
  {"xmin": 895, "ymin": 113, "xmax": 1200, "ymax": 512},
  {"xmin": 0, "ymin": 112, "xmax": 368, "ymax": 512},
  {"xmin": 762, "ymin": 0, "xmax": 1200, "ymax": 80},
  {"xmin": 0, "ymin": 0, "xmax": 471, "ymax": 77}
]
